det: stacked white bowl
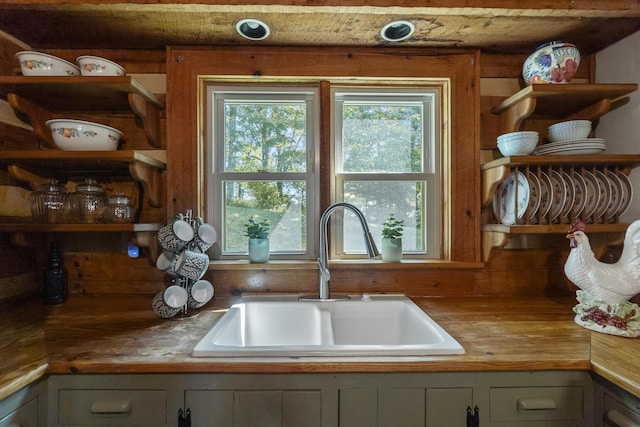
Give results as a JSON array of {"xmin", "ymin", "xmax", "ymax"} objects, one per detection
[
  {"xmin": 548, "ymin": 120, "xmax": 592, "ymax": 142},
  {"xmin": 497, "ymin": 131, "xmax": 539, "ymax": 156}
]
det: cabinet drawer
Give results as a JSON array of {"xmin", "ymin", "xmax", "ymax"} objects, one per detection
[
  {"xmin": 0, "ymin": 397, "xmax": 38, "ymax": 427},
  {"xmin": 58, "ymin": 389, "xmax": 166, "ymax": 426},
  {"xmin": 490, "ymin": 386, "xmax": 583, "ymax": 422},
  {"xmin": 604, "ymin": 394, "xmax": 640, "ymax": 426}
]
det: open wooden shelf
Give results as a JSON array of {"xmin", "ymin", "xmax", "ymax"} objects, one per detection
[
  {"xmin": 0, "ymin": 150, "xmax": 166, "ymax": 208},
  {"xmin": 491, "ymin": 83, "xmax": 638, "ymax": 134},
  {"xmin": 0, "ymin": 76, "xmax": 164, "ymax": 148},
  {"xmin": 1, "ymin": 222, "xmax": 163, "ymax": 263},
  {"xmin": 0, "ymin": 76, "xmax": 164, "ymax": 111},
  {"xmin": 481, "ymin": 223, "xmax": 630, "ymax": 263},
  {"xmin": 0, "ymin": 223, "xmax": 162, "ymax": 233},
  {"xmin": 482, "ymin": 82, "xmax": 640, "ymax": 263}
]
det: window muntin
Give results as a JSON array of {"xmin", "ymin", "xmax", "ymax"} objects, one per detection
[
  {"xmin": 333, "ymin": 88, "xmax": 441, "ymax": 259},
  {"xmin": 207, "ymin": 87, "xmax": 319, "ymax": 259}
]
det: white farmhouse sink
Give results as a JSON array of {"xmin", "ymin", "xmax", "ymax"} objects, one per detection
[{"xmin": 192, "ymin": 294, "xmax": 464, "ymax": 357}]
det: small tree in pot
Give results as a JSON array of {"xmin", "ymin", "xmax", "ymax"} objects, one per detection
[
  {"xmin": 381, "ymin": 215, "xmax": 404, "ymax": 262},
  {"xmin": 244, "ymin": 217, "xmax": 270, "ymax": 263}
]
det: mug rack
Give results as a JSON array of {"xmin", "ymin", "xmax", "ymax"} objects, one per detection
[{"xmin": 154, "ymin": 209, "xmax": 215, "ymax": 319}]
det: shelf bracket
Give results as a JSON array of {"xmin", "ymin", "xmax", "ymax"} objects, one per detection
[
  {"xmin": 499, "ymin": 96, "xmax": 536, "ymax": 134},
  {"xmin": 128, "ymin": 93, "xmax": 162, "ymax": 148},
  {"xmin": 482, "ymin": 230, "xmax": 510, "ymax": 262},
  {"xmin": 7, "ymin": 164, "xmax": 47, "ymax": 190},
  {"xmin": 7, "ymin": 93, "xmax": 57, "ymax": 149},
  {"xmin": 481, "ymin": 164, "xmax": 510, "ymax": 207},
  {"xmin": 567, "ymin": 98, "xmax": 612, "ymax": 122},
  {"xmin": 9, "ymin": 232, "xmax": 37, "ymax": 248},
  {"xmin": 129, "ymin": 161, "xmax": 163, "ymax": 208}
]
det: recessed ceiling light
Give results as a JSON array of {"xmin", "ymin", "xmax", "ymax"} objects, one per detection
[
  {"xmin": 381, "ymin": 20, "xmax": 415, "ymax": 42},
  {"xmin": 236, "ymin": 19, "xmax": 270, "ymax": 41}
]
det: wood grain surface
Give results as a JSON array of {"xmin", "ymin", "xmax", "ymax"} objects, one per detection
[
  {"xmin": 42, "ymin": 295, "xmax": 591, "ymax": 374},
  {"xmin": 7, "ymin": 293, "xmax": 640, "ymax": 401}
]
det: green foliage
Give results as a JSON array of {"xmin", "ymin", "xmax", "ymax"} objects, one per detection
[
  {"xmin": 244, "ymin": 217, "xmax": 270, "ymax": 239},
  {"xmin": 382, "ymin": 215, "xmax": 404, "ymax": 239},
  {"xmin": 224, "ymin": 102, "xmax": 307, "ymax": 212}
]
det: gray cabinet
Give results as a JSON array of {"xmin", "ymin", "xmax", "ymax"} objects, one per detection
[
  {"xmin": 0, "ymin": 378, "xmax": 46, "ymax": 427},
  {"xmin": 339, "ymin": 386, "xmax": 472, "ymax": 427},
  {"xmin": 185, "ymin": 390, "xmax": 322, "ymax": 427},
  {"xmin": 45, "ymin": 370, "xmax": 594, "ymax": 427},
  {"xmin": 47, "ymin": 374, "xmax": 178, "ymax": 427},
  {"xmin": 594, "ymin": 375, "xmax": 640, "ymax": 427}
]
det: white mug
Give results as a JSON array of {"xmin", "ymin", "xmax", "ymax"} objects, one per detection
[
  {"xmin": 152, "ymin": 291, "xmax": 180, "ymax": 319},
  {"xmin": 193, "ymin": 223, "xmax": 217, "ymax": 252},
  {"xmin": 175, "ymin": 250, "xmax": 210, "ymax": 281},
  {"xmin": 163, "ymin": 284, "xmax": 188, "ymax": 308},
  {"xmin": 157, "ymin": 214, "xmax": 194, "ymax": 253},
  {"xmin": 156, "ymin": 251, "xmax": 177, "ymax": 276},
  {"xmin": 188, "ymin": 279, "xmax": 214, "ymax": 309}
]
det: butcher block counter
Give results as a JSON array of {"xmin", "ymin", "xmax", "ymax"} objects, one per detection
[{"xmin": 3, "ymin": 294, "xmax": 640, "ymax": 400}]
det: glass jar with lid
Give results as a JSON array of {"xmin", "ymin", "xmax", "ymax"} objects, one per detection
[
  {"xmin": 103, "ymin": 192, "xmax": 134, "ymax": 223},
  {"xmin": 69, "ymin": 179, "xmax": 108, "ymax": 223},
  {"xmin": 30, "ymin": 178, "xmax": 68, "ymax": 223}
]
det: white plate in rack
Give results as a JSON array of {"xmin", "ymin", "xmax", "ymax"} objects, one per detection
[
  {"xmin": 536, "ymin": 171, "xmax": 553, "ymax": 223},
  {"xmin": 605, "ymin": 170, "xmax": 624, "ymax": 222},
  {"xmin": 524, "ymin": 172, "xmax": 541, "ymax": 223},
  {"xmin": 558, "ymin": 170, "xmax": 576, "ymax": 224},
  {"xmin": 567, "ymin": 171, "xmax": 587, "ymax": 220},
  {"xmin": 547, "ymin": 170, "xmax": 567, "ymax": 223},
  {"xmin": 616, "ymin": 171, "xmax": 633, "ymax": 217},
  {"xmin": 592, "ymin": 170, "xmax": 612, "ymax": 222},
  {"xmin": 493, "ymin": 171, "xmax": 530, "ymax": 225},
  {"xmin": 581, "ymin": 170, "xmax": 601, "ymax": 220}
]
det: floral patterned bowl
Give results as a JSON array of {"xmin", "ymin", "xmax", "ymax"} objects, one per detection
[
  {"xmin": 76, "ymin": 56, "xmax": 126, "ymax": 76},
  {"xmin": 45, "ymin": 119, "xmax": 122, "ymax": 151},
  {"xmin": 522, "ymin": 41, "xmax": 580, "ymax": 85},
  {"xmin": 15, "ymin": 51, "xmax": 80, "ymax": 76}
]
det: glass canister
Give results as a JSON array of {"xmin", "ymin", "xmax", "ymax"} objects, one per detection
[
  {"xmin": 103, "ymin": 192, "xmax": 134, "ymax": 223},
  {"xmin": 30, "ymin": 178, "xmax": 68, "ymax": 223},
  {"xmin": 69, "ymin": 179, "xmax": 108, "ymax": 223}
]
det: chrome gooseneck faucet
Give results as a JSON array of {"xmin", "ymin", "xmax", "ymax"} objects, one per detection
[{"xmin": 313, "ymin": 202, "xmax": 379, "ymax": 301}]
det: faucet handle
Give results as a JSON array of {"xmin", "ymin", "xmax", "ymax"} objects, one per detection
[{"xmin": 317, "ymin": 258, "xmax": 331, "ymax": 281}]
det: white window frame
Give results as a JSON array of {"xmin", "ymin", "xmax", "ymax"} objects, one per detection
[
  {"xmin": 205, "ymin": 85, "xmax": 320, "ymax": 260},
  {"xmin": 331, "ymin": 86, "xmax": 442, "ymax": 259}
]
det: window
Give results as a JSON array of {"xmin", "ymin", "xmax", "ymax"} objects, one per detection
[
  {"xmin": 332, "ymin": 87, "xmax": 441, "ymax": 259},
  {"xmin": 172, "ymin": 48, "xmax": 477, "ymax": 265},
  {"xmin": 206, "ymin": 83, "xmax": 444, "ymax": 262},
  {"xmin": 206, "ymin": 86, "xmax": 319, "ymax": 259}
]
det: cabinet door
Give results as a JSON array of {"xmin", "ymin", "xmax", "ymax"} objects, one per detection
[
  {"xmin": 339, "ymin": 387, "xmax": 472, "ymax": 427},
  {"xmin": 185, "ymin": 389, "xmax": 322, "ymax": 427},
  {"xmin": 0, "ymin": 397, "xmax": 38, "ymax": 427},
  {"xmin": 426, "ymin": 388, "xmax": 473, "ymax": 427}
]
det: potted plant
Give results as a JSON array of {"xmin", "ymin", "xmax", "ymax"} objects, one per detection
[
  {"xmin": 244, "ymin": 217, "xmax": 270, "ymax": 263},
  {"xmin": 381, "ymin": 215, "xmax": 404, "ymax": 262}
]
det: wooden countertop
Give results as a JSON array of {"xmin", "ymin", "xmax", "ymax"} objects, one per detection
[
  {"xmin": 591, "ymin": 332, "xmax": 640, "ymax": 397},
  {"xmin": 43, "ymin": 294, "xmax": 592, "ymax": 373},
  {"xmin": 4, "ymin": 294, "xmax": 640, "ymax": 401},
  {"xmin": 0, "ymin": 302, "xmax": 48, "ymax": 401}
]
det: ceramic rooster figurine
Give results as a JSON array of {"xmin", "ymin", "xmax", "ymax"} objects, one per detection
[{"xmin": 565, "ymin": 220, "xmax": 640, "ymax": 336}]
